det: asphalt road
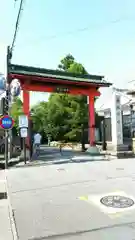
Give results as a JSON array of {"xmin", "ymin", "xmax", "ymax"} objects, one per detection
[
  {"xmin": 32, "ymin": 146, "xmax": 75, "ymax": 162},
  {"xmin": 6, "ymin": 147, "xmax": 135, "ymax": 239}
]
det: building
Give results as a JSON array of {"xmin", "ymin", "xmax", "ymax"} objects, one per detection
[{"xmin": 97, "ymin": 102, "xmax": 135, "ymax": 142}]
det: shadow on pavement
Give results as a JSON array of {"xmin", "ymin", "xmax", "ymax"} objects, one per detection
[
  {"xmin": 0, "ymin": 148, "xmax": 108, "ymax": 169},
  {"xmin": 0, "ymin": 159, "xmax": 25, "ymax": 170},
  {"xmin": 14, "ymin": 155, "xmax": 109, "ymax": 169}
]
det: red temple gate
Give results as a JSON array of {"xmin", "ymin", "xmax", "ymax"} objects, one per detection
[{"xmin": 8, "ymin": 64, "xmax": 111, "ymax": 148}]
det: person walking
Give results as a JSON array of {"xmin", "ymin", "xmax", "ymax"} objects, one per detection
[{"xmin": 33, "ymin": 132, "xmax": 42, "ymax": 159}]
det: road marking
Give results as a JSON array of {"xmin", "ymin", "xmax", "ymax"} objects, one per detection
[
  {"xmin": 79, "ymin": 196, "xmax": 88, "ymax": 201},
  {"xmin": 79, "ymin": 191, "xmax": 135, "ymax": 217},
  {"xmin": 109, "ymin": 213, "xmax": 122, "ymax": 219}
]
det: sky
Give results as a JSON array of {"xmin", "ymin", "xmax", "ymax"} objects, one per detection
[{"xmin": 1, "ymin": 0, "xmax": 135, "ymax": 108}]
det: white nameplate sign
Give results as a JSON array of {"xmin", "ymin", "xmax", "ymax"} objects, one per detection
[
  {"xmin": 111, "ymin": 92, "xmax": 123, "ymax": 145},
  {"xmin": 19, "ymin": 115, "xmax": 28, "ymax": 128}
]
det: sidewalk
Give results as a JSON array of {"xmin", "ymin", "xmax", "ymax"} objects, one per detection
[{"xmin": 0, "ymin": 170, "xmax": 16, "ymax": 240}]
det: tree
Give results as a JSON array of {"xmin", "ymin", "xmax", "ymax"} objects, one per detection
[
  {"xmin": 44, "ymin": 93, "xmax": 71, "ymax": 140},
  {"xmin": 31, "ymin": 94, "xmax": 70, "ymax": 141},
  {"xmin": 31, "ymin": 54, "xmax": 100, "ymax": 148},
  {"xmin": 58, "ymin": 54, "xmax": 75, "ymax": 71},
  {"xmin": 68, "ymin": 62, "xmax": 87, "ymax": 75},
  {"xmin": 57, "ymin": 55, "xmax": 100, "ymax": 148},
  {"xmin": 58, "ymin": 55, "xmax": 89, "ymax": 149},
  {"xmin": 67, "ymin": 62, "xmax": 88, "ymax": 149},
  {"xmin": 31, "ymin": 101, "xmax": 48, "ymax": 133},
  {"xmin": 11, "ymin": 97, "xmax": 23, "ymax": 130}
]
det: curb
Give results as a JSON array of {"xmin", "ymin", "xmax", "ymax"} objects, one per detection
[
  {"xmin": 12, "ymin": 155, "xmax": 113, "ymax": 168},
  {"xmin": 4, "ymin": 170, "xmax": 19, "ymax": 240}
]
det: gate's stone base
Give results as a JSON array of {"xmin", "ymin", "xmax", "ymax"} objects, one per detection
[
  {"xmin": 111, "ymin": 144, "xmax": 129, "ymax": 152},
  {"xmin": 86, "ymin": 145, "xmax": 101, "ymax": 155}
]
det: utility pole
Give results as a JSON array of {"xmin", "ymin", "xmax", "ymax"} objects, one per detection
[
  {"xmin": 4, "ymin": 0, "xmax": 24, "ymax": 168},
  {"xmin": 5, "ymin": 46, "xmax": 12, "ymax": 169}
]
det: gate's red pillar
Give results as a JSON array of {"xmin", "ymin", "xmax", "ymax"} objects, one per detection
[
  {"xmin": 89, "ymin": 95, "xmax": 95, "ymax": 146},
  {"xmin": 23, "ymin": 89, "xmax": 30, "ymax": 116}
]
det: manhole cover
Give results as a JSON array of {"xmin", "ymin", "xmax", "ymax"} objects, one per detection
[
  {"xmin": 100, "ymin": 195, "xmax": 134, "ymax": 208},
  {"xmin": 0, "ymin": 192, "xmax": 7, "ymax": 200}
]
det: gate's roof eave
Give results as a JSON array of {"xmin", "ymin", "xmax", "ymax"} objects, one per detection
[{"xmin": 9, "ymin": 63, "xmax": 112, "ymax": 87}]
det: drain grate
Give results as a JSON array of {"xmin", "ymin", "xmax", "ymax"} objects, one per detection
[
  {"xmin": 0, "ymin": 192, "xmax": 7, "ymax": 200},
  {"xmin": 100, "ymin": 195, "xmax": 134, "ymax": 208}
]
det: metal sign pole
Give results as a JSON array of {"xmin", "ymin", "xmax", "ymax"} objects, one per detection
[
  {"xmin": 2, "ymin": 116, "xmax": 14, "ymax": 169},
  {"xmin": 20, "ymin": 126, "xmax": 28, "ymax": 164},
  {"xmin": 23, "ymin": 137, "xmax": 26, "ymax": 164},
  {"xmin": 5, "ymin": 130, "xmax": 8, "ymax": 169}
]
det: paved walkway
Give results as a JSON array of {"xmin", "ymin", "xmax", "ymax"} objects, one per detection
[
  {"xmin": 6, "ymin": 157, "xmax": 135, "ymax": 239},
  {"xmin": 13, "ymin": 146, "xmax": 109, "ymax": 168},
  {"xmin": 0, "ymin": 170, "xmax": 14, "ymax": 240}
]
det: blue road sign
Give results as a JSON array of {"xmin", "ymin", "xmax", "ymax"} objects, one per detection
[{"xmin": 0, "ymin": 115, "xmax": 14, "ymax": 130}]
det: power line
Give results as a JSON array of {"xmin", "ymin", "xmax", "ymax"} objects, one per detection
[
  {"xmin": 11, "ymin": 0, "xmax": 25, "ymax": 55},
  {"xmin": 21, "ymin": 15, "xmax": 135, "ymax": 46},
  {"xmin": 44, "ymin": 16, "xmax": 133, "ymax": 40}
]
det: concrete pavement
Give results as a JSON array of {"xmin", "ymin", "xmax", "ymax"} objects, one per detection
[
  {"xmin": 0, "ymin": 170, "xmax": 16, "ymax": 240},
  {"xmin": 6, "ymin": 156, "xmax": 135, "ymax": 239},
  {"xmin": 14, "ymin": 146, "xmax": 109, "ymax": 168}
]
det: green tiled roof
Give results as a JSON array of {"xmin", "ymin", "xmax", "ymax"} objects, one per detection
[{"xmin": 9, "ymin": 64, "xmax": 112, "ymax": 86}]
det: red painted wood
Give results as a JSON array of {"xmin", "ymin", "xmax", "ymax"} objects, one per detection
[
  {"xmin": 23, "ymin": 84, "xmax": 100, "ymax": 97},
  {"xmin": 25, "ymin": 84, "xmax": 89, "ymax": 95},
  {"xmin": 9, "ymin": 73, "xmax": 104, "ymax": 88},
  {"xmin": 23, "ymin": 89, "xmax": 30, "ymax": 116},
  {"xmin": 19, "ymin": 74, "xmax": 100, "ymax": 149},
  {"xmin": 11, "ymin": 68, "xmax": 102, "ymax": 154},
  {"xmin": 22, "ymin": 84, "xmax": 54, "ymax": 93},
  {"xmin": 69, "ymin": 88, "xmax": 88, "ymax": 95}
]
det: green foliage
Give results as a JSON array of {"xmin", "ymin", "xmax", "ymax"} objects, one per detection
[
  {"xmin": 58, "ymin": 55, "xmax": 88, "ymax": 143},
  {"xmin": 68, "ymin": 62, "xmax": 87, "ymax": 75},
  {"xmin": 11, "ymin": 97, "xmax": 23, "ymax": 129},
  {"xmin": 58, "ymin": 54, "xmax": 75, "ymax": 71},
  {"xmin": 31, "ymin": 102, "xmax": 48, "ymax": 133},
  {"xmin": 31, "ymin": 54, "xmax": 90, "ymax": 145}
]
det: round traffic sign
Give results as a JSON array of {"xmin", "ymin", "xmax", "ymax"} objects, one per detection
[{"xmin": 0, "ymin": 115, "xmax": 14, "ymax": 130}]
